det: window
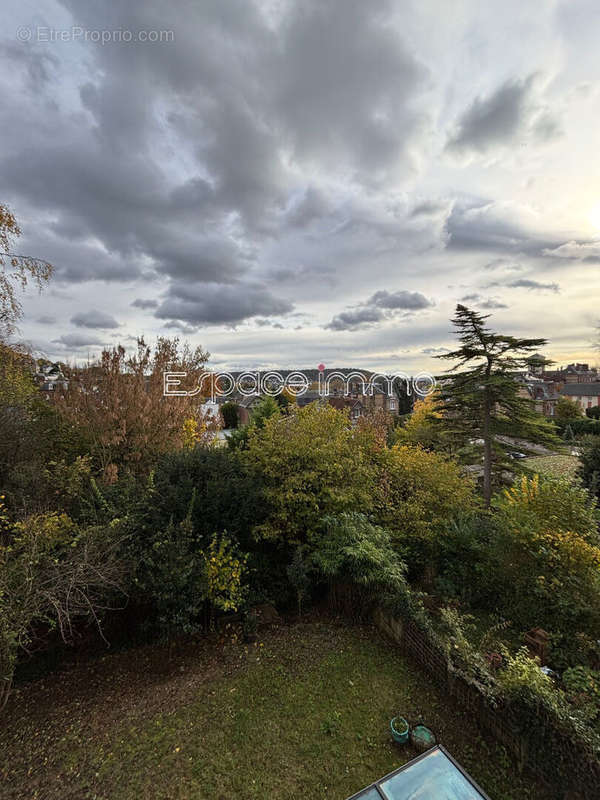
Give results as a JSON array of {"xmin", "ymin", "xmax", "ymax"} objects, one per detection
[{"xmin": 347, "ymin": 746, "xmax": 490, "ymax": 800}]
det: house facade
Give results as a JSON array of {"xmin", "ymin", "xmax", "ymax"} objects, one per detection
[{"xmin": 559, "ymin": 382, "xmax": 600, "ymax": 411}]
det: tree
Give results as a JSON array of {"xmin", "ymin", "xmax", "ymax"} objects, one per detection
[
  {"xmin": 227, "ymin": 395, "xmax": 280, "ymax": 450},
  {"xmin": 392, "ymin": 376, "xmax": 414, "ymax": 415},
  {"xmin": 496, "ymin": 473, "xmax": 599, "ymax": 544},
  {"xmin": 578, "ymin": 435, "xmax": 600, "ymax": 502},
  {"xmin": 373, "ymin": 444, "xmax": 476, "ymax": 573},
  {"xmin": 57, "ymin": 337, "xmax": 212, "ymax": 481},
  {"xmin": 0, "ymin": 507, "xmax": 126, "ymax": 708},
  {"xmin": 490, "ymin": 475, "xmax": 600, "ymax": 638},
  {"xmin": 436, "ymin": 305, "xmax": 558, "ymax": 505},
  {"xmin": 244, "ymin": 403, "xmax": 377, "ymax": 544},
  {"xmin": 221, "ymin": 401, "xmax": 239, "ymax": 429},
  {"xmin": 0, "ymin": 205, "xmax": 53, "ymax": 338},
  {"xmin": 394, "ymin": 393, "xmax": 444, "ymax": 451},
  {"xmin": 555, "ymin": 396, "xmax": 583, "ymax": 424}
]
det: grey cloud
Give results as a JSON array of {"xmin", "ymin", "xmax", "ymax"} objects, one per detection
[
  {"xmin": 507, "ymin": 278, "xmax": 560, "ymax": 292},
  {"xmin": 483, "ymin": 258, "xmax": 523, "ymax": 272},
  {"xmin": 269, "ymin": 263, "xmax": 336, "ymax": 286},
  {"xmin": 163, "ymin": 320, "xmax": 199, "ymax": 335},
  {"xmin": 480, "ymin": 299, "xmax": 508, "ymax": 309},
  {"xmin": 446, "ymin": 75, "xmax": 561, "ymax": 158},
  {"xmin": 410, "ymin": 201, "xmax": 448, "ymax": 218},
  {"xmin": 543, "ymin": 241, "xmax": 600, "ymax": 260},
  {"xmin": 446, "ymin": 201, "xmax": 557, "ymax": 254},
  {"xmin": 71, "ymin": 310, "xmax": 120, "ymax": 329},
  {"xmin": 327, "ymin": 287, "xmax": 433, "ymax": 330},
  {"xmin": 254, "ymin": 319, "xmax": 284, "ymax": 329},
  {"xmin": 326, "ymin": 307, "xmax": 385, "ymax": 331},
  {"xmin": 155, "ymin": 282, "xmax": 293, "ymax": 326},
  {"xmin": 52, "ymin": 333, "xmax": 105, "ymax": 348},
  {"xmin": 274, "ymin": 0, "xmax": 428, "ymax": 182},
  {"xmin": 460, "ymin": 293, "xmax": 508, "ymax": 309},
  {"xmin": 0, "ymin": 0, "xmax": 432, "ymax": 313},
  {"xmin": 132, "ymin": 298, "xmax": 159, "ymax": 310},
  {"xmin": 0, "ymin": 41, "xmax": 59, "ymax": 94},
  {"xmin": 368, "ymin": 290, "xmax": 433, "ymax": 310},
  {"xmin": 36, "ymin": 315, "xmax": 56, "ymax": 325},
  {"xmin": 486, "ymin": 277, "xmax": 559, "ymax": 293},
  {"xmin": 150, "ymin": 234, "xmax": 248, "ymax": 283}
]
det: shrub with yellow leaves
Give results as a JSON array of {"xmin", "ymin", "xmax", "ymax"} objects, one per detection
[{"xmin": 204, "ymin": 533, "xmax": 247, "ymax": 613}]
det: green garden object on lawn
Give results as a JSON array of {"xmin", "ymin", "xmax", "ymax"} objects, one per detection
[
  {"xmin": 390, "ymin": 716, "xmax": 409, "ymax": 744},
  {"xmin": 410, "ymin": 723, "xmax": 436, "ymax": 751}
]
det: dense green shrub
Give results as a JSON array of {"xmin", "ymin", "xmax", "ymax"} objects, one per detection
[
  {"xmin": 227, "ymin": 396, "xmax": 280, "ymax": 450},
  {"xmin": 556, "ymin": 417, "xmax": 600, "ymax": 437},
  {"xmin": 434, "ymin": 513, "xmax": 500, "ymax": 606},
  {"xmin": 373, "ymin": 444, "xmax": 477, "ymax": 575},
  {"xmin": 495, "ymin": 473, "xmax": 599, "ymax": 544},
  {"xmin": 312, "ymin": 513, "xmax": 409, "ymax": 610},
  {"xmin": 578, "ymin": 435, "xmax": 600, "ymax": 501},
  {"xmin": 555, "ymin": 396, "xmax": 584, "ymax": 424},
  {"xmin": 135, "ymin": 447, "xmax": 265, "ymax": 548},
  {"xmin": 0, "ymin": 507, "xmax": 126, "ymax": 707},
  {"xmin": 220, "ymin": 401, "xmax": 239, "ymax": 429},
  {"xmin": 124, "ymin": 447, "xmax": 296, "ymax": 627},
  {"xmin": 244, "ymin": 404, "xmax": 378, "ymax": 543},
  {"xmin": 488, "ymin": 476, "xmax": 600, "ymax": 644}
]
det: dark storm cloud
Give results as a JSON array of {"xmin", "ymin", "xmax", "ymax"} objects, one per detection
[
  {"xmin": 446, "ymin": 75, "xmax": 560, "ymax": 157},
  {"xmin": 155, "ymin": 282, "xmax": 293, "ymax": 327},
  {"xmin": 71, "ymin": 310, "xmax": 119, "ymax": 329},
  {"xmin": 0, "ymin": 0, "xmax": 431, "ymax": 322}
]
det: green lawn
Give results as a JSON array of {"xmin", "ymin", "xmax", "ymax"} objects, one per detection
[
  {"xmin": 0, "ymin": 620, "xmax": 551, "ymax": 800},
  {"xmin": 525, "ymin": 453, "xmax": 579, "ymax": 482}
]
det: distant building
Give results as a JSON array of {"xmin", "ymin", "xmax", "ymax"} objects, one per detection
[
  {"xmin": 559, "ymin": 382, "xmax": 600, "ymax": 411},
  {"xmin": 327, "ymin": 395, "xmax": 364, "ymax": 420},
  {"xmin": 525, "ymin": 353, "xmax": 547, "ymax": 377},
  {"xmin": 33, "ymin": 361, "xmax": 68, "ymax": 398}
]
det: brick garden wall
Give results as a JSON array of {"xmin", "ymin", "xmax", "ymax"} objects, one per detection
[{"xmin": 371, "ymin": 607, "xmax": 600, "ymax": 800}]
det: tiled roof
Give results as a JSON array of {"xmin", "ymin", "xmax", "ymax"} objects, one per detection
[{"xmin": 560, "ymin": 383, "xmax": 600, "ymax": 396}]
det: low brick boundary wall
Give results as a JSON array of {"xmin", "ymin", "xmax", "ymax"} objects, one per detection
[{"xmin": 372, "ymin": 607, "xmax": 600, "ymax": 800}]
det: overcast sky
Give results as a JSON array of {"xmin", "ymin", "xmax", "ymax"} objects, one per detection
[{"xmin": 3, "ymin": 0, "xmax": 600, "ymax": 372}]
